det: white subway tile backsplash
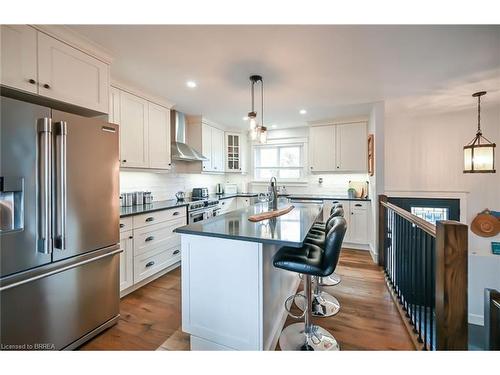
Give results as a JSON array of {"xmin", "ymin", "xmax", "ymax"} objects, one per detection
[{"xmin": 120, "ymin": 171, "xmax": 228, "ymax": 201}]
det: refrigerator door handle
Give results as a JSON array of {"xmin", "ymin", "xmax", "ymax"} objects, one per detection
[
  {"xmin": 54, "ymin": 121, "xmax": 67, "ymax": 250},
  {"xmin": 37, "ymin": 118, "xmax": 52, "ymax": 254}
]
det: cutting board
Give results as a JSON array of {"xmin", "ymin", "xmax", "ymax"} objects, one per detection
[
  {"xmin": 248, "ymin": 205, "xmax": 295, "ymax": 222},
  {"xmin": 348, "ymin": 180, "xmax": 369, "ymax": 198}
]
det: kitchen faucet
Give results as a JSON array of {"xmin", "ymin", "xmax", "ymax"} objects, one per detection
[{"xmin": 269, "ymin": 177, "xmax": 278, "ymax": 210}]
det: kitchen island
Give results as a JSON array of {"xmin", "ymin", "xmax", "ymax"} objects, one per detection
[{"xmin": 175, "ymin": 199, "xmax": 323, "ymax": 350}]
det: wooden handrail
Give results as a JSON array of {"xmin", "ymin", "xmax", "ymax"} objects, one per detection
[
  {"xmin": 379, "ymin": 194, "xmax": 468, "ymax": 350},
  {"xmin": 380, "ymin": 199, "xmax": 436, "ymax": 237}
]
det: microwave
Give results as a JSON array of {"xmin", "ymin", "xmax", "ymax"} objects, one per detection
[{"xmin": 224, "ymin": 184, "xmax": 238, "ymax": 195}]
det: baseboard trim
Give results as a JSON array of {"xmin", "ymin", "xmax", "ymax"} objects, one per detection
[{"xmin": 468, "ymin": 313, "xmax": 484, "ymax": 326}]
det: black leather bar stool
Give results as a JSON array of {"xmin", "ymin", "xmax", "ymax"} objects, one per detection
[
  {"xmin": 308, "ymin": 206, "xmax": 344, "ymax": 287},
  {"xmin": 311, "ymin": 203, "xmax": 343, "ymax": 231},
  {"xmin": 273, "ymin": 217, "xmax": 347, "ymax": 351},
  {"xmin": 294, "ymin": 206, "xmax": 345, "ymax": 317}
]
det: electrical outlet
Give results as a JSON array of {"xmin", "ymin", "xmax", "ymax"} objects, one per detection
[{"xmin": 492, "ymin": 242, "xmax": 500, "ymax": 255}]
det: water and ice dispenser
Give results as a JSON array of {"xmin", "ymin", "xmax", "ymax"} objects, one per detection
[{"xmin": 0, "ymin": 177, "xmax": 24, "ymax": 232}]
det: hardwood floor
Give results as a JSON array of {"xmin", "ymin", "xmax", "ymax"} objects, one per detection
[{"xmin": 79, "ymin": 249, "xmax": 414, "ymax": 351}]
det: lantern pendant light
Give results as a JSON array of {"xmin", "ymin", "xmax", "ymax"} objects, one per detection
[
  {"xmin": 247, "ymin": 75, "xmax": 267, "ymax": 144},
  {"xmin": 463, "ymin": 91, "xmax": 496, "ymax": 173}
]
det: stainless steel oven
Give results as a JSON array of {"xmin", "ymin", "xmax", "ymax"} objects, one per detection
[{"xmin": 188, "ymin": 206, "xmax": 220, "ymax": 224}]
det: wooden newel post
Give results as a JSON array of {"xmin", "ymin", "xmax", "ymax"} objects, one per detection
[
  {"xmin": 435, "ymin": 220, "xmax": 468, "ymax": 350},
  {"xmin": 378, "ymin": 194, "xmax": 388, "ymax": 267}
]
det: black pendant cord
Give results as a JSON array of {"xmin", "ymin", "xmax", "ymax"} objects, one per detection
[
  {"xmin": 477, "ymin": 95, "xmax": 482, "ymax": 135},
  {"xmin": 261, "ymin": 80, "xmax": 264, "ymax": 127},
  {"xmin": 251, "ymin": 80, "xmax": 255, "ymax": 114}
]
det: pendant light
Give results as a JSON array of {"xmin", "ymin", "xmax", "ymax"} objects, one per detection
[
  {"xmin": 463, "ymin": 91, "xmax": 496, "ymax": 173},
  {"xmin": 247, "ymin": 75, "xmax": 268, "ymax": 144}
]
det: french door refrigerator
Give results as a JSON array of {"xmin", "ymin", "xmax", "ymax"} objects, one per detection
[{"xmin": 0, "ymin": 96, "xmax": 120, "ymax": 350}]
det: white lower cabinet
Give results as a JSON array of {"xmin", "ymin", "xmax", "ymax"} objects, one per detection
[
  {"xmin": 236, "ymin": 196, "xmax": 254, "ymax": 209},
  {"xmin": 119, "ymin": 207, "xmax": 186, "ymax": 296},
  {"xmin": 323, "ymin": 199, "xmax": 370, "ymax": 246},
  {"xmin": 219, "ymin": 198, "xmax": 237, "ymax": 214},
  {"xmin": 119, "ymin": 230, "xmax": 134, "ymax": 292}
]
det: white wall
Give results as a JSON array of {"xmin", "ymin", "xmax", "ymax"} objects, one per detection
[
  {"xmin": 367, "ymin": 102, "xmax": 385, "ymax": 260},
  {"xmin": 384, "ymin": 102, "xmax": 500, "ymax": 325}
]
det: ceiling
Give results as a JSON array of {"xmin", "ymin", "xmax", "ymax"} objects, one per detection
[{"xmin": 69, "ymin": 25, "xmax": 500, "ymax": 128}]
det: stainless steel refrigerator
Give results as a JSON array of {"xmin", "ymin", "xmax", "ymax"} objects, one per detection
[{"xmin": 0, "ymin": 96, "xmax": 120, "ymax": 350}]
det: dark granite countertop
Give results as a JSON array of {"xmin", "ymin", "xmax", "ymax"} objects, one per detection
[
  {"xmin": 215, "ymin": 193, "xmax": 258, "ymax": 200},
  {"xmin": 120, "ymin": 199, "xmax": 188, "ymax": 218},
  {"xmin": 285, "ymin": 194, "xmax": 370, "ymax": 201},
  {"xmin": 175, "ymin": 199, "xmax": 323, "ymax": 248}
]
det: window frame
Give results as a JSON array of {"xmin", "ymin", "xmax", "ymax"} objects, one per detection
[{"xmin": 252, "ymin": 140, "xmax": 307, "ymax": 182}]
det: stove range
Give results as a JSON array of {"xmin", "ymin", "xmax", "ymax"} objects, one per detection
[{"xmin": 186, "ymin": 188, "xmax": 221, "ymax": 223}]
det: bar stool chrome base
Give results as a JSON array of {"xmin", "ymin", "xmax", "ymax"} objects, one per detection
[
  {"xmin": 279, "ymin": 323, "xmax": 340, "ymax": 351},
  {"xmin": 295, "ymin": 290, "xmax": 341, "ymax": 317},
  {"xmin": 318, "ymin": 272, "xmax": 341, "ymax": 286}
]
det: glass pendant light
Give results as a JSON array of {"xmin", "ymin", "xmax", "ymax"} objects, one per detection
[
  {"xmin": 247, "ymin": 75, "xmax": 267, "ymax": 144},
  {"xmin": 463, "ymin": 91, "xmax": 496, "ymax": 173}
]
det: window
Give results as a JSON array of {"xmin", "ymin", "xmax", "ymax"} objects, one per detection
[
  {"xmin": 411, "ymin": 206, "xmax": 449, "ymax": 225},
  {"xmin": 254, "ymin": 144, "xmax": 304, "ymax": 180}
]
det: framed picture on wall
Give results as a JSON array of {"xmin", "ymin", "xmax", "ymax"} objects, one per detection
[{"xmin": 368, "ymin": 134, "xmax": 374, "ymax": 176}]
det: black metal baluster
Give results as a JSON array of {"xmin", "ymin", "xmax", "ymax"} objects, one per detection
[
  {"xmin": 396, "ymin": 214, "xmax": 401, "ymax": 298},
  {"xmin": 415, "ymin": 228, "xmax": 422, "ymax": 342},
  {"xmin": 430, "ymin": 237, "xmax": 435, "ymax": 350},
  {"xmin": 423, "ymin": 232, "xmax": 428, "ymax": 350},
  {"xmin": 398, "ymin": 215, "xmax": 403, "ymax": 303},
  {"xmin": 404, "ymin": 220, "xmax": 409, "ymax": 314}
]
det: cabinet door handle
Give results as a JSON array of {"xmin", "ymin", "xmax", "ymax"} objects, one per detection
[
  {"xmin": 43, "ymin": 83, "xmax": 51, "ymax": 89},
  {"xmin": 355, "ymin": 203, "xmax": 362, "ymax": 207},
  {"xmin": 28, "ymin": 78, "xmax": 36, "ymax": 84},
  {"xmin": 173, "ymin": 211, "xmax": 180, "ymax": 216},
  {"xmin": 119, "ymin": 223, "xmax": 125, "ymax": 228},
  {"xmin": 145, "ymin": 236, "xmax": 155, "ymax": 242},
  {"xmin": 173, "ymin": 249, "xmax": 180, "ymax": 255},
  {"xmin": 145, "ymin": 217, "xmax": 154, "ymax": 222},
  {"xmin": 145, "ymin": 261, "xmax": 155, "ymax": 268},
  {"xmin": 122, "ymin": 160, "xmax": 127, "ymax": 163},
  {"xmin": 128, "ymin": 235, "xmax": 133, "ymax": 239},
  {"xmin": 310, "ymin": 166, "xmax": 314, "ymax": 169}
]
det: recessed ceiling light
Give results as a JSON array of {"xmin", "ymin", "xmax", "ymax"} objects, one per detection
[
  {"xmin": 271, "ymin": 124, "xmax": 277, "ymax": 128},
  {"xmin": 299, "ymin": 109, "xmax": 307, "ymax": 115},
  {"xmin": 242, "ymin": 116, "xmax": 249, "ymax": 121},
  {"xmin": 186, "ymin": 80, "xmax": 197, "ymax": 88}
]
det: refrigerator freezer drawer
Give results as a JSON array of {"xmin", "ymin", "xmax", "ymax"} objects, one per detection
[{"xmin": 0, "ymin": 248, "xmax": 120, "ymax": 350}]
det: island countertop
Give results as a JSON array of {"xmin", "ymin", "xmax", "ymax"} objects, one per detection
[{"xmin": 175, "ymin": 199, "xmax": 323, "ymax": 248}]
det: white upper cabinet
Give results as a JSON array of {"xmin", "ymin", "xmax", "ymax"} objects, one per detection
[
  {"xmin": 148, "ymin": 102, "xmax": 171, "ymax": 170},
  {"xmin": 201, "ymin": 123, "xmax": 224, "ymax": 173},
  {"xmin": 0, "ymin": 25, "xmax": 110, "ymax": 113},
  {"xmin": 309, "ymin": 121, "xmax": 367, "ymax": 173},
  {"xmin": 336, "ymin": 122, "xmax": 367, "ymax": 171},
  {"xmin": 225, "ymin": 133, "xmax": 242, "ymax": 172},
  {"xmin": 37, "ymin": 32, "xmax": 109, "ymax": 113},
  {"xmin": 202, "ymin": 123, "xmax": 212, "ymax": 172},
  {"xmin": 109, "ymin": 86, "xmax": 121, "ymax": 124},
  {"xmin": 112, "ymin": 86, "xmax": 172, "ymax": 170},
  {"xmin": 211, "ymin": 127, "xmax": 225, "ymax": 172},
  {"xmin": 0, "ymin": 25, "xmax": 38, "ymax": 94},
  {"xmin": 119, "ymin": 90, "xmax": 149, "ymax": 168},
  {"xmin": 309, "ymin": 125, "xmax": 336, "ymax": 172}
]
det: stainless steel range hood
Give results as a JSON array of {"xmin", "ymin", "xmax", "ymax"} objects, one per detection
[{"xmin": 170, "ymin": 110, "xmax": 208, "ymax": 161}]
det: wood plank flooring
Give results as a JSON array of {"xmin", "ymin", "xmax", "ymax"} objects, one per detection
[{"xmin": 79, "ymin": 248, "xmax": 413, "ymax": 351}]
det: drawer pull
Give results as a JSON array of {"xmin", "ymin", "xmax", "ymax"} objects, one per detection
[
  {"xmin": 119, "ymin": 223, "xmax": 125, "ymax": 228},
  {"xmin": 129, "ymin": 235, "xmax": 133, "ymax": 239},
  {"xmin": 173, "ymin": 249, "xmax": 180, "ymax": 255},
  {"xmin": 145, "ymin": 217, "xmax": 154, "ymax": 222},
  {"xmin": 145, "ymin": 261, "xmax": 155, "ymax": 268},
  {"xmin": 173, "ymin": 211, "xmax": 180, "ymax": 216},
  {"xmin": 145, "ymin": 236, "xmax": 155, "ymax": 242},
  {"xmin": 355, "ymin": 204, "xmax": 362, "ymax": 207}
]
